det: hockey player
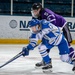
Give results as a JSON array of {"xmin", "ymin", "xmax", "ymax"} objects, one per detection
[
  {"xmin": 31, "ymin": 3, "xmax": 75, "ymax": 70},
  {"xmin": 22, "ymin": 19, "xmax": 75, "ymax": 71}
]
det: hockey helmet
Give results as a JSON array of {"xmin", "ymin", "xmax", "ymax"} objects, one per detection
[
  {"xmin": 28, "ymin": 19, "xmax": 40, "ymax": 27},
  {"xmin": 31, "ymin": 3, "xmax": 42, "ymax": 10}
]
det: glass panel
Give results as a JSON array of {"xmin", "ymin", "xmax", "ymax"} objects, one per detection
[
  {"xmin": 0, "ymin": 0, "xmax": 10, "ymax": 15},
  {"xmin": 44, "ymin": 0, "xmax": 71, "ymax": 17}
]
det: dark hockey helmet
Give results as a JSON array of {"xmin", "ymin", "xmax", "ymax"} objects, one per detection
[{"xmin": 31, "ymin": 3, "xmax": 42, "ymax": 10}]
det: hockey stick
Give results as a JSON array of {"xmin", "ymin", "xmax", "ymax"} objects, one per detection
[{"xmin": 0, "ymin": 51, "xmax": 23, "ymax": 68}]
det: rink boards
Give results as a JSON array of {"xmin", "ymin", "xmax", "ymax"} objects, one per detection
[{"xmin": 0, "ymin": 16, "xmax": 75, "ymax": 44}]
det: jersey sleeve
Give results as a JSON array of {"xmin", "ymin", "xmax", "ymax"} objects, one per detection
[{"xmin": 27, "ymin": 33, "xmax": 38, "ymax": 50}]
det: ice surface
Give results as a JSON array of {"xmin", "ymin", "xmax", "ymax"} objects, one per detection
[{"xmin": 0, "ymin": 44, "xmax": 75, "ymax": 75}]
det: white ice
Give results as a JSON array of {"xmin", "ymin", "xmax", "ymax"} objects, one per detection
[{"xmin": 0, "ymin": 44, "xmax": 75, "ymax": 75}]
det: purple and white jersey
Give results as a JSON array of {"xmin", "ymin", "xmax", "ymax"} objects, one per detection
[
  {"xmin": 31, "ymin": 8, "xmax": 67, "ymax": 28},
  {"xmin": 29, "ymin": 20, "xmax": 63, "ymax": 46},
  {"xmin": 40, "ymin": 8, "xmax": 67, "ymax": 27}
]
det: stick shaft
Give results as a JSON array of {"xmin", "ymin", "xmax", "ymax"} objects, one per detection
[{"xmin": 0, "ymin": 51, "xmax": 23, "ymax": 68}]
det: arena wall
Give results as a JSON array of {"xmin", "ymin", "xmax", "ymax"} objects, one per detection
[{"xmin": 0, "ymin": 15, "xmax": 75, "ymax": 44}]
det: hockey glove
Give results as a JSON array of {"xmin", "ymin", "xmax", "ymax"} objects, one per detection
[{"xmin": 22, "ymin": 47, "xmax": 29, "ymax": 56}]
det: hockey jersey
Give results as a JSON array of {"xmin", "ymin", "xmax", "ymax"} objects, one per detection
[
  {"xmin": 33, "ymin": 8, "xmax": 67, "ymax": 28},
  {"xmin": 27, "ymin": 20, "xmax": 63, "ymax": 50}
]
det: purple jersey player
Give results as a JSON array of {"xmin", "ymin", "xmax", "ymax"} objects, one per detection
[{"xmin": 31, "ymin": 3, "xmax": 75, "ymax": 71}]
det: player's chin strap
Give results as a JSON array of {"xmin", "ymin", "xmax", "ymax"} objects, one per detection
[
  {"xmin": 35, "ymin": 26, "xmax": 39, "ymax": 31},
  {"xmin": 0, "ymin": 51, "xmax": 24, "ymax": 68}
]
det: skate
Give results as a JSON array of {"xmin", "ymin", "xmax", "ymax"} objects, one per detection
[
  {"xmin": 72, "ymin": 59, "xmax": 75, "ymax": 72},
  {"xmin": 35, "ymin": 60, "xmax": 46, "ymax": 68},
  {"xmin": 72, "ymin": 65, "xmax": 75, "ymax": 73},
  {"xmin": 35, "ymin": 59, "xmax": 52, "ymax": 69},
  {"xmin": 72, "ymin": 66, "xmax": 75, "ymax": 72},
  {"xmin": 42, "ymin": 62, "xmax": 52, "ymax": 73}
]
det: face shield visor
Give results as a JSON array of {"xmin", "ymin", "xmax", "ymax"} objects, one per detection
[{"xmin": 31, "ymin": 8, "xmax": 39, "ymax": 18}]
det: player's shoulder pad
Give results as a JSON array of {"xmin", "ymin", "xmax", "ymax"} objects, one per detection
[{"xmin": 41, "ymin": 20, "xmax": 49, "ymax": 29}]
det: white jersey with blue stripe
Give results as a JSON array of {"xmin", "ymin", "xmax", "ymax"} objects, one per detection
[
  {"xmin": 36, "ymin": 20, "xmax": 63, "ymax": 45},
  {"xmin": 28, "ymin": 20, "xmax": 63, "ymax": 50}
]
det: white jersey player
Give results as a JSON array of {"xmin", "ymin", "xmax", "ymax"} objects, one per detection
[{"xmin": 22, "ymin": 19, "xmax": 75, "ymax": 72}]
